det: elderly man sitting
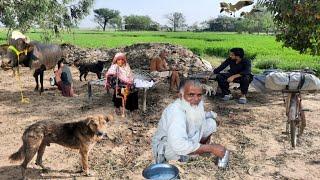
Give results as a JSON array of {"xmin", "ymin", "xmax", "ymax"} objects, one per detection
[
  {"xmin": 150, "ymin": 49, "xmax": 180, "ymax": 91},
  {"xmin": 152, "ymin": 79, "xmax": 227, "ymax": 163}
]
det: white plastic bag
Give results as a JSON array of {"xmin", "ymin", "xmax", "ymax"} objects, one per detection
[
  {"xmin": 265, "ymin": 72, "xmax": 289, "ymax": 90},
  {"xmin": 266, "ymin": 72, "xmax": 320, "ymax": 91},
  {"xmin": 300, "ymin": 73, "xmax": 320, "ymax": 91}
]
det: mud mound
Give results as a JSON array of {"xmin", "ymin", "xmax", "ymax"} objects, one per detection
[{"xmin": 62, "ymin": 43, "xmax": 210, "ymax": 76}]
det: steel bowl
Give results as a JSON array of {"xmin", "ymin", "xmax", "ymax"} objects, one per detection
[{"xmin": 142, "ymin": 163, "xmax": 179, "ymax": 180}]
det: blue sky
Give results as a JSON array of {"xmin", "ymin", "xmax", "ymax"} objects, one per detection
[{"xmin": 79, "ymin": 0, "xmax": 257, "ymax": 28}]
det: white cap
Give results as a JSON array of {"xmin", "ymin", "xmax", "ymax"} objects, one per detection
[{"xmin": 11, "ymin": 30, "xmax": 30, "ymax": 43}]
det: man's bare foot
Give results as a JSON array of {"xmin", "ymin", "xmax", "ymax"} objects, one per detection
[{"xmin": 115, "ymin": 108, "xmax": 121, "ymax": 116}]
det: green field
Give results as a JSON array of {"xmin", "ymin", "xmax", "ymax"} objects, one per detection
[{"xmin": 1, "ymin": 30, "xmax": 319, "ymax": 75}]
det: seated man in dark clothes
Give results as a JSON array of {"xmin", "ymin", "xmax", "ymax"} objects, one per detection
[
  {"xmin": 54, "ymin": 59, "xmax": 74, "ymax": 97},
  {"xmin": 213, "ymin": 48, "xmax": 252, "ymax": 104}
]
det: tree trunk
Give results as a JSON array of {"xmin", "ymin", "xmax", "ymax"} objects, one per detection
[
  {"xmin": 6, "ymin": 27, "xmax": 12, "ymax": 44},
  {"xmin": 103, "ymin": 20, "xmax": 107, "ymax": 31}
]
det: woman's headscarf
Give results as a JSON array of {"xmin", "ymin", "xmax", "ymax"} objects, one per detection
[
  {"xmin": 105, "ymin": 52, "xmax": 134, "ymax": 85},
  {"xmin": 112, "ymin": 52, "xmax": 127, "ymax": 64}
]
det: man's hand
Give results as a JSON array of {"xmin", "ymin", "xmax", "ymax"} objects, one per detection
[
  {"xmin": 227, "ymin": 76, "xmax": 235, "ymax": 83},
  {"xmin": 227, "ymin": 74, "xmax": 241, "ymax": 83},
  {"xmin": 211, "ymin": 144, "xmax": 226, "ymax": 158},
  {"xmin": 191, "ymin": 144, "xmax": 226, "ymax": 158}
]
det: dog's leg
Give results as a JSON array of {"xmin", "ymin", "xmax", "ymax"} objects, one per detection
[
  {"xmin": 35, "ymin": 143, "xmax": 50, "ymax": 171},
  {"xmin": 80, "ymin": 72, "xmax": 83, "ymax": 81},
  {"xmin": 79, "ymin": 145, "xmax": 91, "ymax": 176},
  {"xmin": 203, "ymin": 85, "xmax": 209, "ymax": 96},
  {"xmin": 21, "ymin": 146, "xmax": 38, "ymax": 178},
  {"xmin": 84, "ymin": 72, "xmax": 88, "ymax": 81},
  {"xmin": 97, "ymin": 72, "xmax": 101, "ymax": 79}
]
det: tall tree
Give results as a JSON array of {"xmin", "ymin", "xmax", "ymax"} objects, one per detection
[
  {"xmin": 0, "ymin": 0, "xmax": 94, "ymax": 41},
  {"xmin": 166, "ymin": 12, "xmax": 186, "ymax": 32},
  {"xmin": 258, "ymin": 0, "xmax": 320, "ymax": 55},
  {"xmin": 206, "ymin": 16, "xmax": 237, "ymax": 32},
  {"xmin": 109, "ymin": 16, "xmax": 123, "ymax": 30},
  {"xmin": 124, "ymin": 15, "xmax": 158, "ymax": 31},
  {"xmin": 93, "ymin": 8, "xmax": 121, "ymax": 31}
]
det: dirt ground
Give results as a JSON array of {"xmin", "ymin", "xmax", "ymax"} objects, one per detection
[{"xmin": 0, "ymin": 66, "xmax": 319, "ymax": 180}]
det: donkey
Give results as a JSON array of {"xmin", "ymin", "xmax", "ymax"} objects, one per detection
[{"xmin": 7, "ymin": 38, "xmax": 63, "ymax": 93}]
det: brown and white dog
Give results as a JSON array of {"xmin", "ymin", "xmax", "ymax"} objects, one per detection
[{"xmin": 9, "ymin": 114, "xmax": 113, "ymax": 178}]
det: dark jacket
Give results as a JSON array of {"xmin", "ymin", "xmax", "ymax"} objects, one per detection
[{"xmin": 213, "ymin": 58, "xmax": 251, "ymax": 75}]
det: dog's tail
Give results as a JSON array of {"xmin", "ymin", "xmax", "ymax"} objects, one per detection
[{"xmin": 9, "ymin": 144, "xmax": 25, "ymax": 162}]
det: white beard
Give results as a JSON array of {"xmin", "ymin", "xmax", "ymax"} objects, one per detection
[{"xmin": 179, "ymin": 98, "xmax": 205, "ymax": 128}]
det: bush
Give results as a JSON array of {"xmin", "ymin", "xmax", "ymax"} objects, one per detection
[
  {"xmin": 245, "ymin": 53, "xmax": 257, "ymax": 61},
  {"xmin": 189, "ymin": 47, "xmax": 203, "ymax": 56},
  {"xmin": 203, "ymin": 47, "xmax": 256, "ymax": 61},
  {"xmin": 204, "ymin": 47, "xmax": 227, "ymax": 57},
  {"xmin": 254, "ymin": 59, "xmax": 279, "ymax": 69},
  {"xmin": 252, "ymin": 67, "xmax": 263, "ymax": 74}
]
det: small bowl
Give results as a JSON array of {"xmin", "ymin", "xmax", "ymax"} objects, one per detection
[{"xmin": 142, "ymin": 163, "xmax": 179, "ymax": 180}]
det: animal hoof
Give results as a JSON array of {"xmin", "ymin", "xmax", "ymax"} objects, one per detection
[
  {"xmin": 75, "ymin": 169, "xmax": 83, "ymax": 173},
  {"xmin": 36, "ymin": 163, "xmax": 51, "ymax": 172},
  {"xmin": 34, "ymin": 87, "xmax": 39, "ymax": 91},
  {"xmin": 83, "ymin": 171, "xmax": 95, "ymax": 177},
  {"xmin": 41, "ymin": 168, "xmax": 51, "ymax": 173}
]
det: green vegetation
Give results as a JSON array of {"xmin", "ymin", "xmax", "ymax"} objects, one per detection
[
  {"xmin": 0, "ymin": 0, "xmax": 93, "ymax": 35},
  {"xmin": 1, "ymin": 29, "xmax": 319, "ymax": 75},
  {"xmin": 259, "ymin": 0, "xmax": 320, "ymax": 55}
]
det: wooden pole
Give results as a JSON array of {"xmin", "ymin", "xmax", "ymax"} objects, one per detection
[
  {"xmin": 143, "ymin": 88, "xmax": 147, "ymax": 112},
  {"xmin": 88, "ymin": 81, "xmax": 92, "ymax": 104}
]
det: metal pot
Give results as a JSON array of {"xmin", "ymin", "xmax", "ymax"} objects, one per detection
[{"xmin": 142, "ymin": 163, "xmax": 179, "ymax": 180}]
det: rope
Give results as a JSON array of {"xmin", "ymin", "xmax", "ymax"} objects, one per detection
[{"xmin": 8, "ymin": 45, "xmax": 30, "ymax": 104}]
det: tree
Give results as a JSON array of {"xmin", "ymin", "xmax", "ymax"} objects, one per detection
[
  {"xmin": 259, "ymin": 10, "xmax": 275, "ymax": 34},
  {"xmin": 258, "ymin": 0, "xmax": 320, "ymax": 55},
  {"xmin": 166, "ymin": 12, "xmax": 186, "ymax": 32},
  {"xmin": 93, "ymin": 8, "xmax": 121, "ymax": 31},
  {"xmin": 206, "ymin": 16, "xmax": 237, "ymax": 32},
  {"xmin": 109, "ymin": 16, "xmax": 123, "ymax": 30},
  {"xmin": 189, "ymin": 22, "xmax": 200, "ymax": 32},
  {"xmin": 124, "ymin": 15, "xmax": 159, "ymax": 31},
  {"xmin": 0, "ymin": 0, "xmax": 94, "ymax": 41}
]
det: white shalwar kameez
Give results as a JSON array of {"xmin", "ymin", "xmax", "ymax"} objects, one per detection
[{"xmin": 152, "ymin": 99, "xmax": 217, "ymax": 162}]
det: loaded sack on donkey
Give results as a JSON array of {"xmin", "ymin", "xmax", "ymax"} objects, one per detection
[{"xmin": 251, "ymin": 69, "xmax": 320, "ymax": 92}]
